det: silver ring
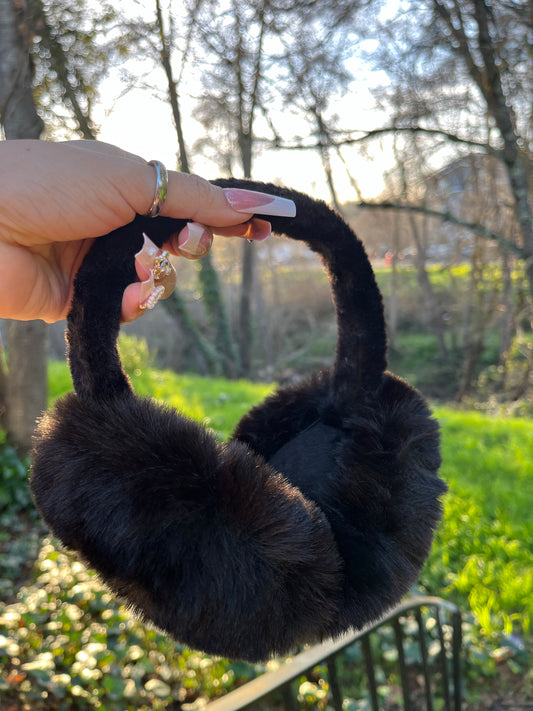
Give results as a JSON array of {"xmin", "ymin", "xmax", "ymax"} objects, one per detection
[{"xmin": 145, "ymin": 160, "xmax": 168, "ymax": 218}]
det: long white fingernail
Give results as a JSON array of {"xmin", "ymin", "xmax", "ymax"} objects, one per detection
[{"xmin": 223, "ymin": 188, "xmax": 296, "ymax": 217}]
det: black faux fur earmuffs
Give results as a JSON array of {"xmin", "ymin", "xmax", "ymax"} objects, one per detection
[{"xmin": 30, "ymin": 179, "xmax": 447, "ymax": 662}]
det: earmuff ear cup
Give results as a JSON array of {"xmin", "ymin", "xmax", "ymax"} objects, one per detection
[
  {"xmin": 31, "ymin": 390, "xmax": 343, "ymax": 662},
  {"xmin": 231, "ymin": 371, "xmax": 445, "ymax": 638},
  {"xmin": 232, "ymin": 372, "xmax": 332, "ymax": 461}
]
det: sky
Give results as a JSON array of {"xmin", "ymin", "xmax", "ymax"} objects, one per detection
[
  {"xmin": 94, "ymin": 89, "xmax": 391, "ymax": 204},
  {"xmin": 90, "ymin": 7, "xmax": 393, "ymax": 204}
]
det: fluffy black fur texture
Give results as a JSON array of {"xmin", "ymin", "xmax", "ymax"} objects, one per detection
[{"xmin": 30, "ymin": 179, "xmax": 447, "ymax": 662}]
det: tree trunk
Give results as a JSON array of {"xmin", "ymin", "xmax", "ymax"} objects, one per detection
[
  {"xmin": 470, "ymin": 0, "xmax": 533, "ymax": 265},
  {"xmin": 154, "ymin": 0, "xmax": 189, "ymax": 174},
  {"xmin": 196, "ymin": 253, "xmax": 240, "ymax": 377},
  {"xmin": 315, "ymin": 110, "xmax": 343, "ymax": 215},
  {"xmin": 5, "ymin": 321, "xmax": 48, "ymax": 453},
  {"xmin": 0, "ymin": 0, "xmax": 44, "ymax": 137},
  {"xmin": 0, "ymin": 335, "xmax": 7, "ymax": 429},
  {"xmin": 27, "ymin": 0, "xmax": 96, "ymax": 138},
  {"xmin": 154, "ymin": 0, "xmax": 240, "ymax": 377},
  {"xmin": 432, "ymin": 0, "xmax": 533, "ymax": 296},
  {"xmin": 163, "ymin": 289, "xmax": 225, "ymax": 375},
  {"xmin": 0, "ymin": 0, "xmax": 48, "ymax": 453},
  {"xmin": 409, "ymin": 213, "xmax": 448, "ymax": 359},
  {"xmin": 320, "ymin": 145, "xmax": 343, "ymax": 215},
  {"xmin": 499, "ymin": 249, "xmax": 514, "ymax": 359},
  {"xmin": 387, "ymin": 213, "xmax": 399, "ymax": 349},
  {"xmin": 239, "ymin": 240, "xmax": 255, "ymax": 377},
  {"xmin": 455, "ymin": 241, "xmax": 495, "ymax": 401},
  {"xmin": 238, "ymin": 130, "xmax": 256, "ymax": 377}
]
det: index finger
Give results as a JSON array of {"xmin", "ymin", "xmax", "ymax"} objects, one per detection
[{"xmin": 156, "ymin": 172, "xmax": 296, "ymax": 227}]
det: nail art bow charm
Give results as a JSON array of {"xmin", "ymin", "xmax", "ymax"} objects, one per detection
[
  {"xmin": 152, "ymin": 250, "xmax": 177, "ymax": 298},
  {"xmin": 135, "ymin": 233, "xmax": 177, "ymax": 310}
]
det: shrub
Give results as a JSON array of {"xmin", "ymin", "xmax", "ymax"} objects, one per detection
[
  {"xmin": 0, "ymin": 430, "xmax": 33, "ymax": 515},
  {"xmin": 117, "ymin": 333, "xmax": 156, "ymax": 378}
]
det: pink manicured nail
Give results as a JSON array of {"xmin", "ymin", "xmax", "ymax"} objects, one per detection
[
  {"xmin": 135, "ymin": 233, "xmax": 160, "ymax": 276},
  {"xmin": 246, "ymin": 218, "xmax": 271, "ymax": 241},
  {"xmin": 175, "ymin": 222, "xmax": 212, "ymax": 256},
  {"xmin": 139, "ymin": 274, "xmax": 165, "ymax": 310},
  {"xmin": 223, "ymin": 188, "xmax": 296, "ymax": 217},
  {"xmin": 135, "ymin": 232, "xmax": 177, "ymax": 299}
]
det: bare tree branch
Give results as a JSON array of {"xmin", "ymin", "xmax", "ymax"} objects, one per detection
[
  {"xmin": 257, "ymin": 125, "xmax": 503, "ymax": 157},
  {"xmin": 357, "ymin": 200, "xmax": 527, "ymax": 258},
  {"xmin": 470, "ymin": 0, "xmax": 533, "ymax": 253}
]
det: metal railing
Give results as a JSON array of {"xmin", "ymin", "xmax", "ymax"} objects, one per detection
[{"xmin": 206, "ymin": 596, "xmax": 462, "ymax": 711}]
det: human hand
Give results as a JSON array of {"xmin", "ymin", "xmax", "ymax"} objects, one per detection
[{"xmin": 0, "ymin": 140, "xmax": 295, "ymax": 323}]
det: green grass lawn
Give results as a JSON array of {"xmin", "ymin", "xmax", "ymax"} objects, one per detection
[
  {"xmin": 0, "ymin": 360, "xmax": 531, "ymax": 708},
  {"xmin": 47, "ymin": 358, "xmax": 274, "ymax": 441},
  {"xmin": 428, "ymin": 408, "xmax": 533, "ymax": 637}
]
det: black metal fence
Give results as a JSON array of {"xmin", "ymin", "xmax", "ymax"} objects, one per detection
[{"xmin": 206, "ymin": 596, "xmax": 462, "ymax": 711}]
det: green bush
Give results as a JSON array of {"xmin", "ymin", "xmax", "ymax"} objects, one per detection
[
  {"xmin": 0, "ymin": 431, "xmax": 41, "ymax": 605},
  {"xmin": 117, "ymin": 333, "xmax": 156, "ymax": 378},
  {"xmin": 0, "ymin": 430, "xmax": 33, "ymax": 515},
  {"xmin": 0, "ymin": 541, "xmax": 257, "ymax": 710}
]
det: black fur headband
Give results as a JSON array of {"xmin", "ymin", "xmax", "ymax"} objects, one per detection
[{"xmin": 30, "ymin": 179, "xmax": 446, "ymax": 662}]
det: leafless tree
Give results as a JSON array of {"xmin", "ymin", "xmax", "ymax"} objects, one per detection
[
  {"xmin": 150, "ymin": 0, "xmax": 240, "ymax": 376},
  {"xmin": 0, "ymin": 0, "xmax": 47, "ymax": 453},
  {"xmin": 353, "ymin": 0, "xmax": 531, "ymax": 298},
  {"xmin": 276, "ymin": 3, "xmax": 361, "ymax": 213},
  {"xmin": 192, "ymin": 0, "xmax": 276, "ymax": 375}
]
